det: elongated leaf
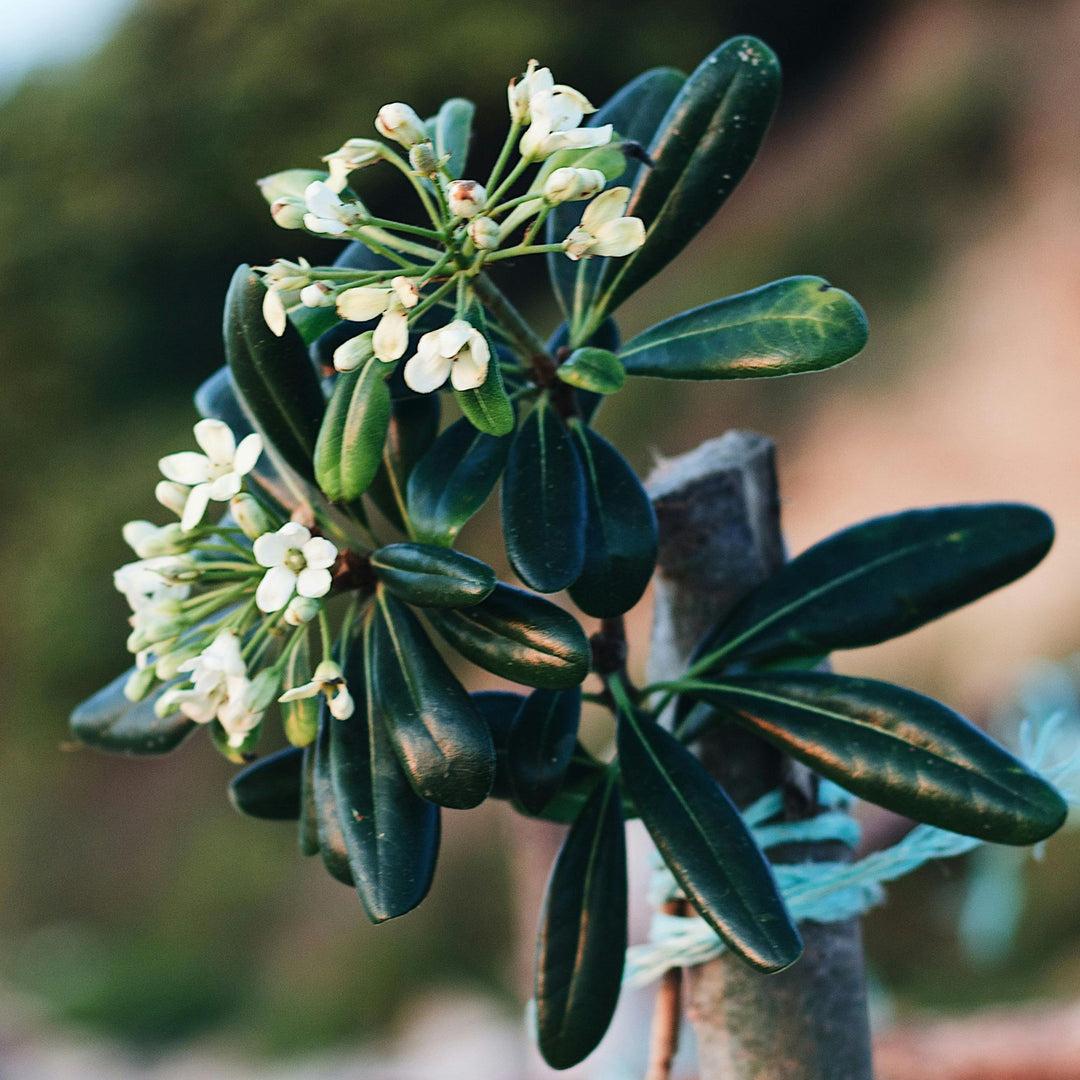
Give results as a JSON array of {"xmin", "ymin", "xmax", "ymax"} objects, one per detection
[
  {"xmin": 617, "ymin": 708, "xmax": 801, "ymax": 972},
  {"xmin": 472, "ymin": 690, "xmax": 527, "ymax": 800},
  {"xmin": 314, "ymin": 355, "xmax": 392, "ymax": 502},
  {"xmin": 546, "ymin": 67, "xmax": 686, "ymax": 324},
  {"xmin": 223, "ymin": 264, "xmax": 326, "ymax": 483},
  {"xmin": 71, "ymin": 671, "xmax": 194, "ymax": 755},
  {"xmin": 685, "ymin": 673, "xmax": 1068, "ymax": 844},
  {"xmin": 428, "ymin": 97, "xmax": 474, "ymax": 179},
  {"xmin": 692, "ymin": 504, "xmax": 1056, "ymax": 673},
  {"xmin": 312, "ymin": 709, "xmax": 356, "ymax": 886},
  {"xmin": 371, "ymin": 590, "xmax": 495, "ymax": 808},
  {"xmin": 367, "ymin": 392, "xmax": 440, "ymax": 531},
  {"xmin": 426, "ymin": 584, "xmax": 590, "ymax": 690},
  {"xmin": 502, "ymin": 397, "xmax": 586, "ymax": 592},
  {"xmin": 535, "ymin": 774, "xmax": 627, "ymax": 1069},
  {"xmin": 371, "ymin": 542, "xmax": 496, "ymax": 608},
  {"xmin": 329, "ymin": 615, "xmax": 440, "ymax": 922},
  {"xmin": 299, "ymin": 744, "xmax": 320, "ymax": 856},
  {"xmin": 230, "ymin": 747, "xmax": 303, "ymax": 820},
  {"xmin": 454, "ymin": 310, "xmax": 514, "ymax": 437},
  {"xmin": 567, "ymin": 421, "xmax": 657, "ymax": 617},
  {"xmin": 619, "ymin": 277, "xmax": 868, "ymax": 380},
  {"xmin": 556, "ymin": 348, "xmax": 626, "ymax": 394},
  {"xmin": 407, "ymin": 416, "xmax": 511, "ymax": 545},
  {"xmin": 507, "ymin": 687, "xmax": 582, "ymax": 815},
  {"xmin": 597, "ymin": 38, "xmax": 781, "ymax": 317}
]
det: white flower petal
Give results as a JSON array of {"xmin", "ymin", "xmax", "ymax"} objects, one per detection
[
  {"xmin": 581, "ymin": 185, "xmax": 630, "ymax": 230},
  {"xmin": 391, "ymin": 276, "xmax": 419, "ymax": 308},
  {"xmin": 256, "ymin": 565, "xmax": 297, "ymax": 612},
  {"xmin": 278, "ymin": 521, "xmax": 312, "ymax": 547},
  {"xmin": 278, "ymin": 682, "xmax": 318, "ymax": 703},
  {"xmin": 302, "ymin": 536, "xmax": 339, "ymax": 571},
  {"xmin": 159, "ymin": 451, "xmax": 212, "ymax": 486},
  {"xmin": 181, "ymin": 483, "xmax": 212, "ymax": 531},
  {"xmin": 303, "ymin": 213, "xmax": 348, "ymax": 236},
  {"xmin": 305, "ymin": 180, "xmax": 343, "ymax": 218},
  {"xmin": 193, "ymin": 419, "xmax": 236, "ymax": 464},
  {"xmin": 253, "ymin": 530, "xmax": 289, "ymax": 567},
  {"xmin": 593, "ymin": 217, "xmax": 647, "ymax": 257},
  {"xmin": 373, "ymin": 308, "xmax": 409, "ymax": 362},
  {"xmin": 207, "ymin": 472, "xmax": 242, "ymax": 501},
  {"xmin": 233, "ymin": 433, "xmax": 263, "ymax": 477},
  {"xmin": 263, "ymin": 287, "xmax": 287, "ymax": 337},
  {"xmin": 296, "ymin": 566, "xmax": 333, "ymax": 599},
  {"xmin": 403, "ymin": 349, "xmax": 453, "ymax": 394},
  {"xmin": 337, "ymin": 287, "xmax": 392, "ymax": 322},
  {"xmin": 329, "ymin": 685, "xmax": 355, "ymax": 720},
  {"xmin": 436, "ymin": 320, "xmax": 473, "ymax": 358},
  {"xmin": 450, "ymin": 333, "xmax": 490, "ymax": 391}
]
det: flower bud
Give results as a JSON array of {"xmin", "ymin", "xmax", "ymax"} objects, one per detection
[
  {"xmin": 408, "ymin": 141, "xmax": 441, "ymax": 177},
  {"xmin": 124, "ymin": 665, "xmax": 158, "ymax": 703},
  {"xmin": 332, "ymin": 330, "xmax": 376, "ymax": 374},
  {"xmin": 230, "ymin": 493, "xmax": 274, "ymax": 540},
  {"xmin": 156, "ymin": 481, "xmax": 190, "ymax": 519},
  {"xmin": 155, "ymin": 643, "xmax": 200, "ymax": 681},
  {"xmin": 270, "ymin": 197, "xmax": 307, "ymax": 230},
  {"xmin": 468, "ymin": 217, "xmax": 500, "ymax": 251},
  {"xmin": 300, "ymin": 281, "xmax": 335, "ymax": 308},
  {"xmin": 447, "ymin": 179, "xmax": 486, "ymax": 219},
  {"xmin": 257, "ymin": 169, "xmax": 328, "ymax": 204},
  {"xmin": 375, "ymin": 102, "xmax": 428, "ymax": 147},
  {"xmin": 284, "ymin": 596, "xmax": 321, "ymax": 626},
  {"xmin": 324, "ymin": 139, "xmax": 384, "ymax": 191},
  {"xmin": 543, "ymin": 166, "xmax": 606, "ymax": 204}
]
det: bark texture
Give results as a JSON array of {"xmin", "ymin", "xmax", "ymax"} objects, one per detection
[{"xmin": 645, "ymin": 431, "xmax": 874, "ymax": 1080}]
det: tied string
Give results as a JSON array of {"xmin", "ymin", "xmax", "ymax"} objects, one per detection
[{"xmin": 624, "ymin": 715, "xmax": 1080, "ymax": 989}]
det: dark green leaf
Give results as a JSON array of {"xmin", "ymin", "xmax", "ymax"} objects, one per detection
[
  {"xmin": 502, "ymin": 397, "xmax": 586, "ymax": 593},
  {"xmin": 507, "ymin": 687, "xmax": 582, "ymax": 815},
  {"xmin": 71, "ymin": 671, "xmax": 194, "ymax": 755},
  {"xmin": 535, "ymin": 774, "xmax": 627, "ymax": 1069},
  {"xmin": 428, "ymin": 97, "xmax": 474, "ymax": 179},
  {"xmin": 223, "ymin": 264, "xmax": 326, "ymax": 483},
  {"xmin": 548, "ymin": 318, "xmax": 620, "ymax": 424},
  {"xmin": 598, "ymin": 37, "xmax": 781, "ymax": 316},
  {"xmin": 619, "ymin": 277, "xmax": 868, "ymax": 380},
  {"xmin": 330, "ymin": 615, "xmax": 440, "ymax": 922},
  {"xmin": 426, "ymin": 583, "xmax": 590, "ymax": 690},
  {"xmin": 407, "ymin": 416, "xmax": 511, "ymax": 546},
  {"xmin": 371, "ymin": 590, "xmax": 495, "ymax": 809},
  {"xmin": 230, "ymin": 747, "xmax": 303, "ymax": 820},
  {"xmin": 685, "ymin": 673, "xmax": 1068, "ymax": 845},
  {"xmin": 472, "ymin": 690, "xmax": 527, "ymax": 801},
  {"xmin": 367, "ymin": 392, "xmax": 441, "ymax": 531},
  {"xmin": 617, "ymin": 707, "xmax": 801, "ymax": 972},
  {"xmin": 371, "ymin": 542, "xmax": 496, "ymax": 608},
  {"xmin": 290, "ymin": 303, "xmax": 342, "ymax": 346},
  {"xmin": 546, "ymin": 67, "xmax": 686, "ymax": 325},
  {"xmin": 556, "ymin": 348, "xmax": 626, "ymax": 394},
  {"xmin": 692, "ymin": 504, "xmax": 1056, "ymax": 672},
  {"xmin": 312, "ymin": 709, "xmax": 356, "ymax": 887},
  {"xmin": 299, "ymin": 745, "xmax": 320, "ymax": 856},
  {"xmin": 567, "ymin": 421, "xmax": 657, "ymax": 618},
  {"xmin": 453, "ymin": 317, "xmax": 514, "ymax": 436},
  {"xmin": 314, "ymin": 354, "xmax": 392, "ymax": 503}
]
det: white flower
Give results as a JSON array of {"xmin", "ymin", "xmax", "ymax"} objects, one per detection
[
  {"xmin": 255, "ymin": 258, "xmax": 313, "ymax": 337},
  {"xmin": 375, "ymin": 102, "xmax": 429, "ymax": 148},
  {"xmin": 114, "ymin": 557, "xmax": 191, "ymax": 613},
  {"xmin": 543, "ymin": 166, "xmax": 606, "ymax": 204},
  {"xmin": 218, "ymin": 668, "xmax": 279, "ymax": 747},
  {"xmin": 303, "ymin": 180, "xmax": 363, "ymax": 236},
  {"xmin": 253, "ymin": 522, "xmax": 338, "ymax": 613},
  {"xmin": 155, "ymin": 480, "xmax": 190, "ymax": 519},
  {"xmin": 300, "ymin": 281, "xmax": 334, "ymax": 307},
  {"xmin": 446, "ymin": 179, "xmax": 486, "ymax": 219},
  {"xmin": 336, "ymin": 276, "xmax": 418, "ymax": 363},
  {"xmin": 162, "ymin": 630, "xmax": 248, "ymax": 726},
  {"xmin": 323, "ymin": 138, "xmax": 384, "ymax": 192},
  {"xmin": 403, "ymin": 320, "xmax": 490, "ymax": 394},
  {"xmin": 283, "ymin": 596, "xmax": 321, "ymax": 626},
  {"xmin": 279, "ymin": 660, "xmax": 355, "ymax": 720},
  {"xmin": 507, "ymin": 60, "xmax": 593, "ymax": 126},
  {"xmin": 562, "ymin": 187, "xmax": 646, "ymax": 261},
  {"xmin": 269, "ymin": 197, "xmax": 307, "ymax": 230},
  {"xmin": 122, "ymin": 520, "xmax": 189, "ymax": 559},
  {"xmin": 468, "ymin": 217, "xmax": 500, "ymax": 250},
  {"xmin": 159, "ymin": 419, "xmax": 263, "ymax": 531},
  {"xmin": 520, "ymin": 88, "xmax": 610, "ymax": 161},
  {"xmin": 331, "ymin": 332, "xmax": 375, "ymax": 374}
]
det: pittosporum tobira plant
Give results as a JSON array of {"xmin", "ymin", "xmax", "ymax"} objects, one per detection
[{"xmin": 73, "ymin": 38, "xmax": 1068, "ymax": 1070}]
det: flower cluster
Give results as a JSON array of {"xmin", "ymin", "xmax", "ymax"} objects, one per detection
[{"xmin": 115, "ymin": 420, "xmax": 354, "ymax": 753}]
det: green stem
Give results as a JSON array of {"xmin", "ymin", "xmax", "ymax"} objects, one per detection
[
  {"xmin": 359, "ymin": 215, "xmax": 445, "ymax": 242},
  {"xmin": 484, "ymin": 242, "xmax": 564, "ymax": 262},
  {"xmin": 484, "ymin": 121, "xmax": 523, "ymax": 193},
  {"xmin": 486, "ymin": 153, "xmax": 533, "ymax": 209},
  {"xmin": 383, "ymin": 151, "xmax": 443, "ymax": 230},
  {"xmin": 472, "ymin": 272, "xmax": 549, "ymax": 360}
]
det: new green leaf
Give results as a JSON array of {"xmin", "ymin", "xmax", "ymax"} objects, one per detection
[{"xmin": 556, "ymin": 348, "xmax": 626, "ymax": 394}]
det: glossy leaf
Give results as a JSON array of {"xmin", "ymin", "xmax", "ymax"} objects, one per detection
[
  {"xmin": 684, "ymin": 673, "xmax": 1068, "ymax": 845},
  {"xmin": 282, "ymin": 628, "xmax": 319, "ymax": 747},
  {"xmin": 545, "ymin": 66, "xmax": 686, "ymax": 324},
  {"xmin": 472, "ymin": 690, "xmax": 527, "ymax": 801},
  {"xmin": 230, "ymin": 747, "xmax": 303, "ymax": 820},
  {"xmin": 617, "ymin": 707, "xmax": 801, "ymax": 972},
  {"xmin": 314, "ymin": 355, "xmax": 392, "ymax": 503},
  {"xmin": 407, "ymin": 415, "xmax": 511, "ymax": 546},
  {"xmin": 556, "ymin": 348, "xmax": 626, "ymax": 394},
  {"xmin": 426, "ymin": 584, "xmax": 590, "ymax": 690},
  {"xmin": 371, "ymin": 590, "xmax": 495, "ymax": 808},
  {"xmin": 312, "ymin": 709, "xmax": 356, "ymax": 887},
  {"xmin": 223, "ymin": 264, "xmax": 326, "ymax": 483},
  {"xmin": 453, "ymin": 313, "xmax": 514, "ymax": 437},
  {"xmin": 548, "ymin": 318, "xmax": 620, "ymax": 424},
  {"xmin": 619, "ymin": 277, "xmax": 868, "ymax": 380},
  {"xmin": 597, "ymin": 38, "xmax": 781, "ymax": 316},
  {"xmin": 692, "ymin": 504, "xmax": 1056, "ymax": 673},
  {"xmin": 507, "ymin": 687, "xmax": 583, "ymax": 815},
  {"xmin": 371, "ymin": 542, "xmax": 496, "ymax": 608},
  {"xmin": 329, "ymin": 615, "xmax": 440, "ymax": 922},
  {"xmin": 535, "ymin": 774, "xmax": 627, "ymax": 1069},
  {"xmin": 298, "ymin": 745, "xmax": 320, "ymax": 856},
  {"xmin": 71, "ymin": 671, "xmax": 194, "ymax": 755},
  {"xmin": 567, "ymin": 421, "xmax": 657, "ymax": 618},
  {"xmin": 367, "ymin": 392, "xmax": 441, "ymax": 531},
  {"xmin": 502, "ymin": 397, "xmax": 586, "ymax": 593},
  {"xmin": 428, "ymin": 97, "xmax": 474, "ymax": 179}
]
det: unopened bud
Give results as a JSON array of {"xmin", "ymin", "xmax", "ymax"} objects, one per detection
[
  {"xmin": 257, "ymin": 169, "xmax": 327, "ymax": 204},
  {"xmin": 124, "ymin": 666, "xmax": 158, "ymax": 703},
  {"xmin": 324, "ymin": 139, "xmax": 384, "ymax": 191},
  {"xmin": 375, "ymin": 102, "xmax": 428, "ymax": 148},
  {"xmin": 332, "ymin": 331, "xmax": 376, "ymax": 374},
  {"xmin": 156, "ymin": 481, "xmax": 190, "ymax": 519},
  {"xmin": 447, "ymin": 179, "xmax": 486, "ymax": 219},
  {"xmin": 300, "ymin": 281, "xmax": 335, "ymax": 308},
  {"xmin": 408, "ymin": 141, "xmax": 441, "ymax": 176},
  {"xmin": 284, "ymin": 596, "xmax": 321, "ymax": 626},
  {"xmin": 270, "ymin": 197, "xmax": 307, "ymax": 230},
  {"xmin": 155, "ymin": 643, "xmax": 200, "ymax": 681},
  {"xmin": 468, "ymin": 217, "xmax": 500, "ymax": 250},
  {"xmin": 543, "ymin": 167, "xmax": 606, "ymax": 204},
  {"xmin": 230, "ymin": 493, "xmax": 274, "ymax": 541}
]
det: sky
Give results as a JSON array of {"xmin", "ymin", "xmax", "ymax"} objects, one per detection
[{"xmin": 0, "ymin": 0, "xmax": 133, "ymax": 93}]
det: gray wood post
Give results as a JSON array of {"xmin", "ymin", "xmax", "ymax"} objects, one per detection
[{"xmin": 645, "ymin": 431, "xmax": 874, "ymax": 1080}]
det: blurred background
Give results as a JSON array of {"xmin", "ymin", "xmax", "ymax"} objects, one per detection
[{"xmin": 3, "ymin": 0, "xmax": 1080, "ymax": 1076}]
